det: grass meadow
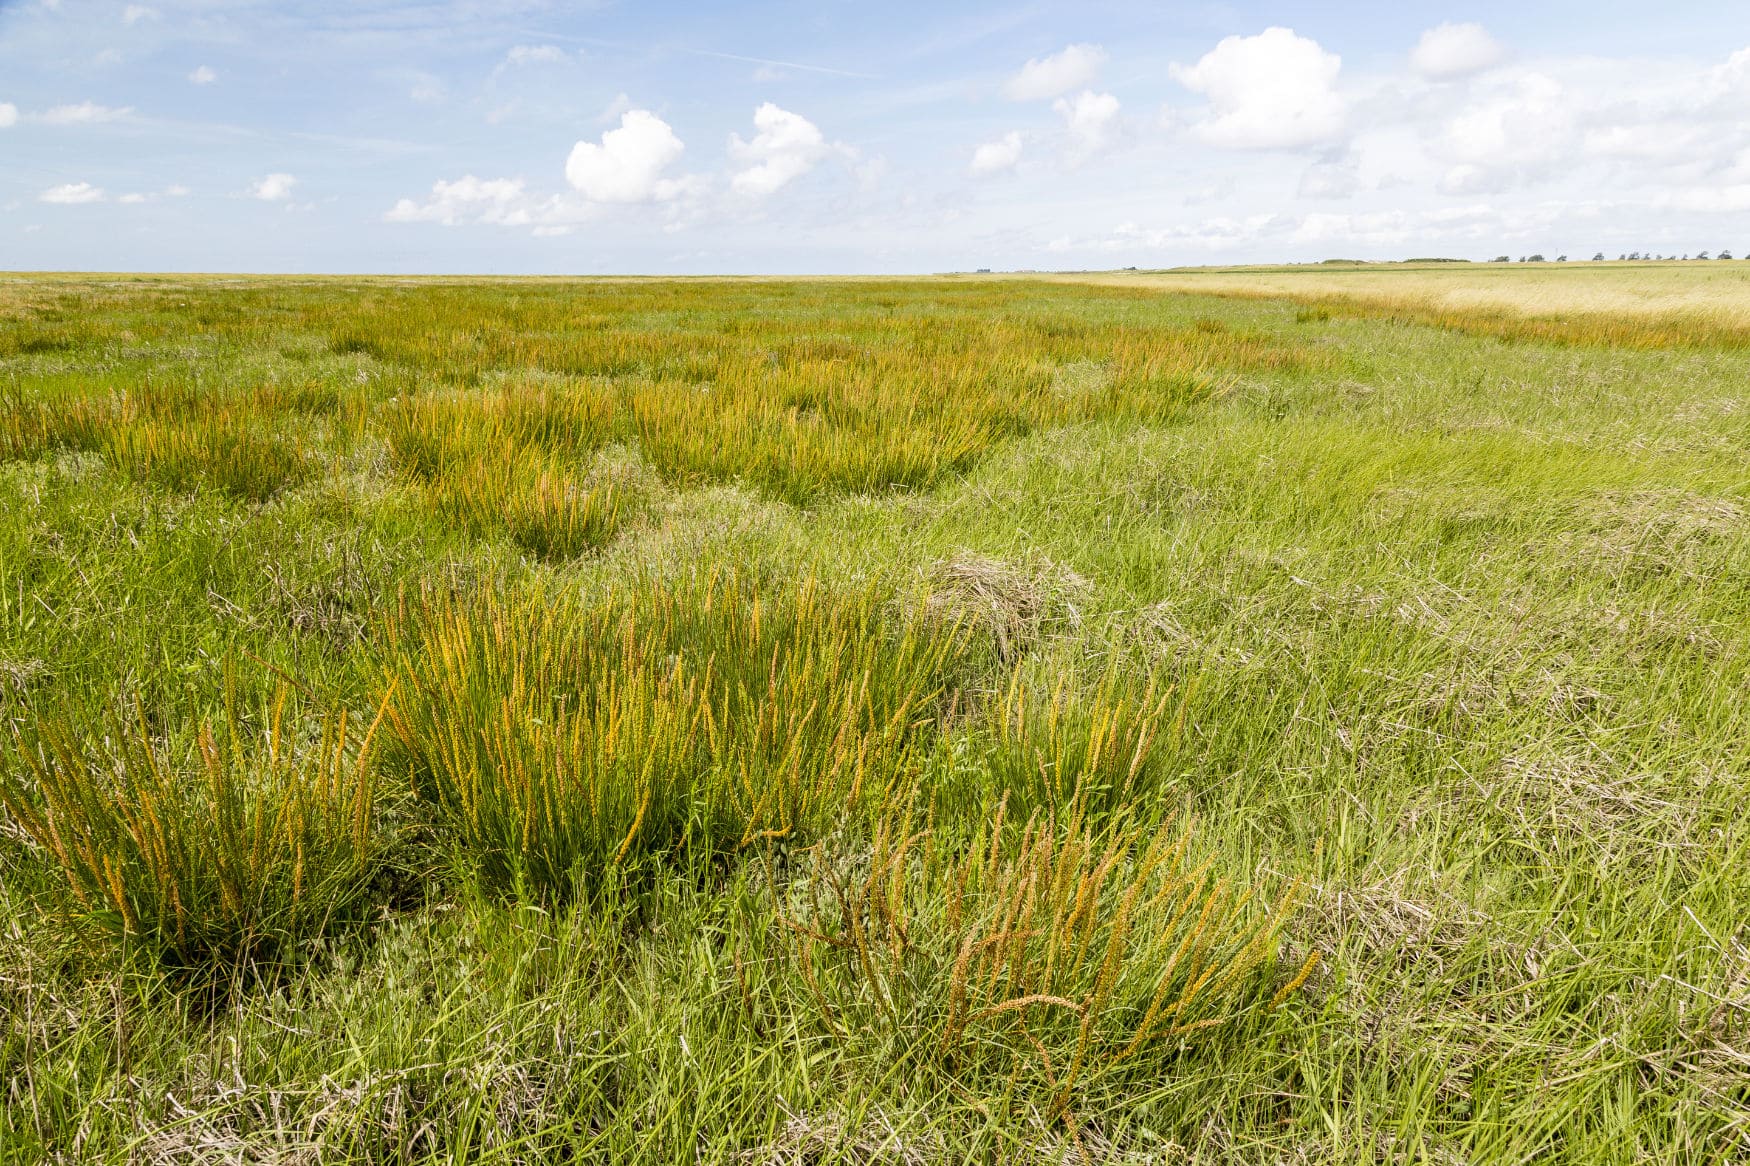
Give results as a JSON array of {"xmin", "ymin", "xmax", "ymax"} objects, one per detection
[{"xmin": 1, "ymin": 270, "xmax": 1747, "ymax": 1163}]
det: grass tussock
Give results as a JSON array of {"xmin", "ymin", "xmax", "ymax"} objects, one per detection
[
  {"xmin": 982, "ymin": 669, "xmax": 1182, "ymax": 821},
  {"xmin": 424, "ymin": 449, "xmax": 630, "ymax": 560},
  {"xmin": 784, "ymin": 792, "xmax": 1312, "ymax": 1116},
  {"xmin": 103, "ymin": 411, "xmax": 320, "ymax": 502},
  {"xmin": 2, "ymin": 380, "xmax": 327, "ymax": 500},
  {"xmin": 379, "ymin": 571, "xmax": 967, "ymax": 900},
  {"xmin": 383, "ymin": 381, "xmax": 631, "ymax": 557},
  {"xmin": 379, "ymin": 377, "xmax": 615, "ymax": 479},
  {"xmin": 0, "ymin": 386, "xmax": 114, "ymax": 461},
  {"xmin": 1, "ymin": 689, "xmax": 393, "ymax": 974}
]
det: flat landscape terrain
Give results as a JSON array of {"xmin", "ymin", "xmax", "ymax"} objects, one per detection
[{"xmin": 2, "ymin": 267, "xmax": 1747, "ymax": 1163}]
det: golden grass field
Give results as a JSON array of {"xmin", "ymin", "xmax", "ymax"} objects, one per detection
[{"xmin": 1060, "ymin": 259, "xmax": 1750, "ymax": 319}]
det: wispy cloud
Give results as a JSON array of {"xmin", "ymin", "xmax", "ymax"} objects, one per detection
[
  {"xmin": 502, "ymin": 44, "xmax": 569, "ymax": 67},
  {"xmin": 670, "ymin": 47, "xmax": 877, "ymax": 80},
  {"xmin": 117, "ymin": 184, "xmax": 192, "ymax": 204},
  {"xmin": 1005, "ymin": 44, "xmax": 1106, "ymax": 101},
  {"xmin": 39, "ymin": 102, "xmax": 134, "ymax": 125}
]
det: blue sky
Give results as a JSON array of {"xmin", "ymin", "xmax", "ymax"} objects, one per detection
[{"xmin": 3, "ymin": 0, "xmax": 1748, "ymax": 273}]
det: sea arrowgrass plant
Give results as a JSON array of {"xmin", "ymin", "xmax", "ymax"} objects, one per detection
[
  {"xmin": 379, "ymin": 377, "xmax": 617, "ymax": 479},
  {"xmin": 782, "ymin": 787, "xmax": 1315, "ymax": 1121},
  {"xmin": 0, "ymin": 687, "xmax": 394, "ymax": 974},
  {"xmin": 379, "ymin": 569, "xmax": 969, "ymax": 901},
  {"xmin": 1, "ymin": 373, "xmax": 340, "ymax": 499},
  {"xmin": 979, "ymin": 665, "xmax": 1184, "ymax": 822},
  {"xmin": 382, "ymin": 380, "xmax": 631, "ymax": 557},
  {"xmin": 0, "ymin": 385, "xmax": 115, "ymax": 462},
  {"xmin": 424, "ymin": 449, "xmax": 630, "ymax": 560},
  {"xmin": 103, "ymin": 410, "xmax": 320, "ymax": 502}
]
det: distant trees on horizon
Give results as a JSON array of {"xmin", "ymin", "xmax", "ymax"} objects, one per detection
[{"xmin": 1296, "ymin": 252, "xmax": 1741, "ymax": 266}]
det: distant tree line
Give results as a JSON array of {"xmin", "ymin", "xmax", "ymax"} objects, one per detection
[
  {"xmin": 1485, "ymin": 251, "xmax": 1739, "ymax": 262},
  {"xmin": 1294, "ymin": 253, "xmax": 1740, "ymax": 266}
]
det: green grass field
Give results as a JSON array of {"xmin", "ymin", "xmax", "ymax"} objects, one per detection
[{"xmin": 1, "ymin": 270, "xmax": 1746, "ymax": 1163}]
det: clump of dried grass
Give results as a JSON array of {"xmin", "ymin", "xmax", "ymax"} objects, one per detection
[
  {"xmin": 133, "ymin": 1058, "xmax": 559, "ymax": 1166},
  {"xmin": 922, "ymin": 552, "xmax": 1091, "ymax": 665},
  {"xmin": 0, "ymin": 656, "xmax": 50, "ymax": 701},
  {"xmin": 1558, "ymin": 489, "xmax": 1746, "ymax": 582},
  {"xmin": 735, "ymin": 1106, "xmax": 939, "ymax": 1166}
]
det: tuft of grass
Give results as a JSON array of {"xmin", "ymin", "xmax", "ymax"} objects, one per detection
[
  {"xmin": 1, "ymin": 688, "xmax": 393, "ymax": 975},
  {"xmin": 379, "ymin": 571, "xmax": 967, "ymax": 900},
  {"xmin": 383, "ymin": 380, "xmax": 631, "ymax": 557},
  {"xmin": 103, "ymin": 411, "xmax": 319, "ymax": 502},
  {"xmin": 783, "ymin": 790, "xmax": 1312, "ymax": 1124},
  {"xmin": 424, "ymin": 449, "xmax": 630, "ymax": 560},
  {"xmin": 380, "ymin": 377, "xmax": 616, "ymax": 480},
  {"xmin": 0, "ymin": 386, "xmax": 115, "ymax": 462},
  {"xmin": 0, "ymin": 379, "xmax": 324, "ymax": 501},
  {"xmin": 981, "ymin": 667, "xmax": 1181, "ymax": 822}
]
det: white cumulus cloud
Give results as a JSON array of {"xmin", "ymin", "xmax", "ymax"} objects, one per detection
[
  {"xmin": 0, "ymin": 103, "xmax": 17, "ymax": 128},
  {"xmin": 565, "ymin": 109, "xmax": 686, "ymax": 203},
  {"xmin": 121, "ymin": 4, "xmax": 157, "ymax": 24},
  {"xmin": 1411, "ymin": 23, "xmax": 1506, "ymax": 81},
  {"xmin": 729, "ymin": 103, "xmax": 836, "ymax": 196},
  {"xmin": 1004, "ymin": 43, "xmax": 1107, "ymax": 101},
  {"xmin": 189, "ymin": 65, "xmax": 216, "ymax": 84},
  {"xmin": 1055, "ymin": 90, "xmax": 1122, "ymax": 158},
  {"xmin": 1170, "ymin": 28, "xmax": 1345, "ymax": 150},
  {"xmin": 40, "ymin": 182, "xmax": 104, "ymax": 204},
  {"xmin": 970, "ymin": 131, "xmax": 1023, "ymax": 175},
  {"xmin": 1445, "ymin": 73, "xmax": 1573, "ymax": 165},
  {"xmin": 386, "ymin": 176, "xmax": 540, "ymax": 226},
  {"xmin": 250, "ymin": 172, "xmax": 297, "ymax": 201}
]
